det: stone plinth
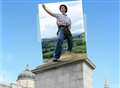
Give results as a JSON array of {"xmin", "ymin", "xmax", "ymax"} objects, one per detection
[{"xmin": 32, "ymin": 54, "xmax": 95, "ymax": 88}]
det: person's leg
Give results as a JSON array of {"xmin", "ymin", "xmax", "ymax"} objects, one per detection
[
  {"xmin": 53, "ymin": 29, "xmax": 64, "ymax": 60},
  {"xmin": 67, "ymin": 34, "xmax": 73, "ymax": 52}
]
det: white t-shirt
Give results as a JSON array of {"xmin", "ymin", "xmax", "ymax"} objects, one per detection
[{"xmin": 53, "ymin": 13, "xmax": 71, "ymax": 28}]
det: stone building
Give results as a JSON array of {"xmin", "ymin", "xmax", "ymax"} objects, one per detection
[
  {"xmin": 0, "ymin": 54, "xmax": 96, "ymax": 88},
  {"xmin": 0, "ymin": 83, "xmax": 10, "ymax": 88},
  {"xmin": 16, "ymin": 67, "xmax": 35, "ymax": 88},
  {"xmin": 0, "ymin": 68, "xmax": 35, "ymax": 88}
]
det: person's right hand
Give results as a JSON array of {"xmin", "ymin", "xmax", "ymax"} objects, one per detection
[
  {"xmin": 42, "ymin": 4, "xmax": 45, "ymax": 8},
  {"xmin": 42, "ymin": 4, "xmax": 55, "ymax": 17}
]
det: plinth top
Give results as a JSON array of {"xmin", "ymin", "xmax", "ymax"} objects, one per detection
[{"xmin": 32, "ymin": 53, "xmax": 95, "ymax": 74}]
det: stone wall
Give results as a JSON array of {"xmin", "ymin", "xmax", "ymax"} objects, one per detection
[
  {"xmin": 32, "ymin": 55, "xmax": 95, "ymax": 88},
  {"xmin": 17, "ymin": 79, "xmax": 35, "ymax": 88}
]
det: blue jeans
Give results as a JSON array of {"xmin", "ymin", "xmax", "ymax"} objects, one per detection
[{"xmin": 53, "ymin": 26, "xmax": 73, "ymax": 59}]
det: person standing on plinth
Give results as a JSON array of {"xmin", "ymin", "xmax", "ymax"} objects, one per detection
[{"xmin": 42, "ymin": 4, "xmax": 73, "ymax": 62}]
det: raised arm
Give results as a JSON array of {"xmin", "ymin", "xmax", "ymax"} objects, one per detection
[{"xmin": 42, "ymin": 4, "xmax": 56, "ymax": 17}]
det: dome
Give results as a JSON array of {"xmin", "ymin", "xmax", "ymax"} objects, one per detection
[{"xmin": 17, "ymin": 68, "xmax": 35, "ymax": 80}]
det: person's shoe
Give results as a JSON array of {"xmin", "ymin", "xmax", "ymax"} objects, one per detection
[
  {"xmin": 52, "ymin": 58, "xmax": 62, "ymax": 62},
  {"xmin": 53, "ymin": 59, "xmax": 58, "ymax": 62}
]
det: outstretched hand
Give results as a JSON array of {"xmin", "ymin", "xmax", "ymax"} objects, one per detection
[
  {"xmin": 42, "ymin": 4, "xmax": 46, "ymax": 9},
  {"xmin": 42, "ymin": 4, "xmax": 55, "ymax": 17},
  {"xmin": 42, "ymin": 4, "xmax": 45, "ymax": 7}
]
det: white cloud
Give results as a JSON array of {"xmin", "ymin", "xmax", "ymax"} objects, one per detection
[{"xmin": 38, "ymin": 0, "xmax": 85, "ymax": 39}]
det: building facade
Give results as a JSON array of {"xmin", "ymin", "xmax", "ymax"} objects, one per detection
[{"xmin": 0, "ymin": 68, "xmax": 35, "ymax": 88}]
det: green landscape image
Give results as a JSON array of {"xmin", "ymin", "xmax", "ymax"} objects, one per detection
[{"xmin": 42, "ymin": 32, "xmax": 87, "ymax": 61}]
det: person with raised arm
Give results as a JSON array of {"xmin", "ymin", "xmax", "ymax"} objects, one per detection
[{"xmin": 42, "ymin": 4, "xmax": 73, "ymax": 62}]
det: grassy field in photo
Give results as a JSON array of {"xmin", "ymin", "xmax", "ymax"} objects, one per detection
[{"xmin": 42, "ymin": 32, "xmax": 87, "ymax": 60}]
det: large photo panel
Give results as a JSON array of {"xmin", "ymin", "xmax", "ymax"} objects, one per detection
[{"xmin": 38, "ymin": 0, "xmax": 87, "ymax": 62}]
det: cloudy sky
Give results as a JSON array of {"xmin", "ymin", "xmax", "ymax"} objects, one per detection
[{"xmin": 38, "ymin": 0, "xmax": 85, "ymax": 39}]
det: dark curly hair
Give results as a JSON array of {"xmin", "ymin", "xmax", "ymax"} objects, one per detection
[{"xmin": 59, "ymin": 4, "xmax": 68, "ymax": 13}]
